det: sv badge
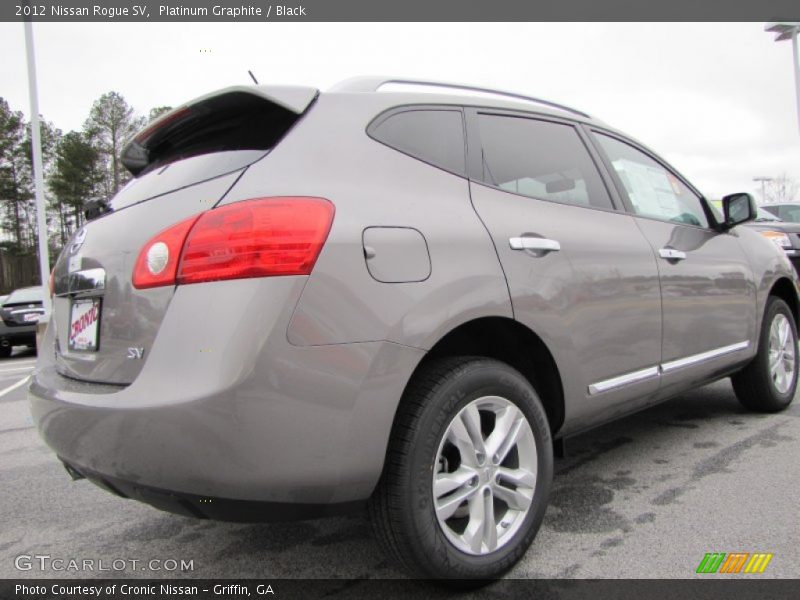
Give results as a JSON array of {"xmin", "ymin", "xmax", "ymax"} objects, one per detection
[{"xmin": 127, "ymin": 347, "xmax": 145, "ymax": 360}]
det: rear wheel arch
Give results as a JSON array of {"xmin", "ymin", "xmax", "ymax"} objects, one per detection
[{"xmin": 404, "ymin": 316, "xmax": 565, "ymax": 437}]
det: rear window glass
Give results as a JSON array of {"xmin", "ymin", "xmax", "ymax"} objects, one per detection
[
  {"xmin": 476, "ymin": 114, "xmax": 613, "ymax": 210},
  {"xmin": 112, "ymin": 91, "xmax": 305, "ymax": 211},
  {"xmin": 6, "ymin": 287, "xmax": 43, "ymax": 304},
  {"xmin": 369, "ymin": 109, "xmax": 466, "ymax": 175},
  {"xmin": 111, "ymin": 150, "xmax": 262, "ymax": 211}
]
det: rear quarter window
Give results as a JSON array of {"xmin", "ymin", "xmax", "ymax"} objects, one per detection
[{"xmin": 368, "ymin": 108, "xmax": 466, "ymax": 176}]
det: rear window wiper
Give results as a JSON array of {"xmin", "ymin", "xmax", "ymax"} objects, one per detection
[{"xmin": 84, "ymin": 199, "xmax": 113, "ymax": 222}]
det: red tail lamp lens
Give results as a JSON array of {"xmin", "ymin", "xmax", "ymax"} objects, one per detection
[{"xmin": 132, "ymin": 197, "xmax": 334, "ymax": 289}]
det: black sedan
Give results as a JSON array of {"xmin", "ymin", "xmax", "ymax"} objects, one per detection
[{"xmin": 0, "ymin": 286, "xmax": 45, "ymax": 358}]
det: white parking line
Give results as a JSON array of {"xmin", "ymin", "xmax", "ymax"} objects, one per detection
[
  {"xmin": 0, "ymin": 365, "xmax": 36, "ymax": 373},
  {"xmin": 0, "ymin": 376, "xmax": 30, "ymax": 399},
  {"xmin": 0, "ymin": 360, "xmax": 37, "ymax": 367}
]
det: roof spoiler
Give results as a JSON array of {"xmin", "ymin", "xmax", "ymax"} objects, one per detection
[{"xmin": 121, "ymin": 85, "xmax": 318, "ymax": 176}]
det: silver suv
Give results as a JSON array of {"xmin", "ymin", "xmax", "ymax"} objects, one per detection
[{"xmin": 29, "ymin": 77, "xmax": 799, "ymax": 581}]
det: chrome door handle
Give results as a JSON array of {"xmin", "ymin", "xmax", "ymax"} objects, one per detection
[
  {"xmin": 509, "ymin": 237, "xmax": 561, "ymax": 252},
  {"xmin": 659, "ymin": 248, "xmax": 687, "ymax": 261}
]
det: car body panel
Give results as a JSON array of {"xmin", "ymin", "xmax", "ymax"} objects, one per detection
[
  {"xmin": 632, "ymin": 219, "xmax": 757, "ymax": 362},
  {"xmin": 51, "ymin": 169, "xmax": 243, "ymax": 385},
  {"xmin": 469, "ymin": 181, "xmax": 664, "ymax": 436},
  {"xmin": 217, "ymin": 94, "xmax": 513, "ymax": 349},
  {"xmin": 30, "ymin": 277, "xmax": 425, "ymax": 503}
]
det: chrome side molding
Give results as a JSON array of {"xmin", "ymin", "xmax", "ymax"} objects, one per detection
[
  {"xmin": 588, "ymin": 366, "xmax": 660, "ymax": 396},
  {"xmin": 660, "ymin": 341, "xmax": 750, "ymax": 374},
  {"xmin": 588, "ymin": 340, "xmax": 750, "ymax": 396}
]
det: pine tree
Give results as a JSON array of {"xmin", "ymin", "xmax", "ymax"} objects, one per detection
[
  {"xmin": 0, "ymin": 98, "xmax": 32, "ymax": 251},
  {"xmin": 49, "ymin": 131, "xmax": 102, "ymax": 244},
  {"xmin": 84, "ymin": 92, "xmax": 145, "ymax": 198}
]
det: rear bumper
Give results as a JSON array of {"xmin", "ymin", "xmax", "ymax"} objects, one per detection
[
  {"xmin": 60, "ymin": 460, "xmax": 364, "ymax": 521},
  {"xmin": 28, "ymin": 277, "xmax": 424, "ymax": 514}
]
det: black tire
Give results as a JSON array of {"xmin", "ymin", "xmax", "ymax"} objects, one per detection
[
  {"xmin": 732, "ymin": 297, "xmax": 798, "ymax": 412},
  {"xmin": 0, "ymin": 345, "xmax": 11, "ymax": 359},
  {"xmin": 369, "ymin": 356, "xmax": 553, "ymax": 582}
]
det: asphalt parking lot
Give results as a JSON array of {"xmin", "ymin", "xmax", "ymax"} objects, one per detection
[{"xmin": 1, "ymin": 348, "xmax": 799, "ymax": 581}]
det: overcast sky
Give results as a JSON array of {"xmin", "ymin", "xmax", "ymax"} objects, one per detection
[{"xmin": 1, "ymin": 22, "xmax": 798, "ymax": 200}]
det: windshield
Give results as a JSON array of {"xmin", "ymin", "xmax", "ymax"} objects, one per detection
[{"xmin": 5, "ymin": 287, "xmax": 44, "ymax": 304}]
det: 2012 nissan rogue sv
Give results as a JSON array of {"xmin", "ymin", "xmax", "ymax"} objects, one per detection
[{"xmin": 29, "ymin": 77, "xmax": 800, "ymax": 581}]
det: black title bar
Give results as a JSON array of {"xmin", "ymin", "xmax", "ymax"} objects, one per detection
[
  {"xmin": 3, "ymin": 0, "xmax": 800, "ymax": 22},
  {"xmin": 3, "ymin": 579, "xmax": 800, "ymax": 600}
]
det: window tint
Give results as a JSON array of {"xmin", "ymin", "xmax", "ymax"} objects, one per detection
[
  {"xmin": 476, "ymin": 114, "xmax": 613, "ymax": 210},
  {"xmin": 761, "ymin": 205, "xmax": 781, "ymax": 219},
  {"xmin": 370, "ymin": 109, "xmax": 465, "ymax": 175},
  {"xmin": 594, "ymin": 133, "xmax": 709, "ymax": 228},
  {"xmin": 780, "ymin": 205, "xmax": 800, "ymax": 223}
]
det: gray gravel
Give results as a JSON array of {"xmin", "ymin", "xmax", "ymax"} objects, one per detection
[{"xmin": 1, "ymin": 349, "xmax": 798, "ymax": 580}]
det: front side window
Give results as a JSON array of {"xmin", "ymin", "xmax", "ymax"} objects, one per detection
[
  {"xmin": 476, "ymin": 114, "xmax": 613, "ymax": 210},
  {"xmin": 593, "ymin": 133, "xmax": 709, "ymax": 228}
]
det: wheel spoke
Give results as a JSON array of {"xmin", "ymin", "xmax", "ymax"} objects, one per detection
[
  {"xmin": 434, "ymin": 466, "xmax": 477, "ymax": 499},
  {"xmin": 497, "ymin": 466, "xmax": 536, "ymax": 488},
  {"xmin": 482, "ymin": 489, "xmax": 497, "ymax": 551},
  {"xmin": 779, "ymin": 319, "xmax": 790, "ymax": 349},
  {"xmin": 485, "ymin": 405, "xmax": 524, "ymax": 464},
  {"xmin": 771, "ymin": 358, "xmax": 782, "ymax": 376},
  {"xmin": 461, "ymin": 403, "xmax": 487, "ymax": 459},
  {"xmin": 435, "ymin": 482, "xmax": 478, "ymax": 521},
  {"xmin": 461, "ymin": 491, "xmax": 487, "ymax": 553},
  {"xmin": 774, "ymin": 361, "xmax": 786, "ymax": 390},
  {"xmin": 447, "ymin": 416, "xmax": 480, "ymax": 467},
  {"xmin": 493, "ymin": 483, "xmax": 533, "ymax": 511}
]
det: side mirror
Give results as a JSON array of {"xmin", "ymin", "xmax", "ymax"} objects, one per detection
[{"xmin": 721, "ymin": 193, "xmax": 756, "ymax": 229}]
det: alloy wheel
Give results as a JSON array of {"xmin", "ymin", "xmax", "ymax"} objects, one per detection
[{"xmin": 432, "ymin": 396, "xmax": 537, "ymax": 555}]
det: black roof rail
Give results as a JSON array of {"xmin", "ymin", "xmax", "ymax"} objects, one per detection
[{"xmin": 329, "ymin": 76, "xmax": 592, "ymax": 119}]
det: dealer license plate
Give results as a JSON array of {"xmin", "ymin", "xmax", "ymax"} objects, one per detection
[{"xmin": 68, "ymin": 298, "xmax": 101, "ymax": 352}]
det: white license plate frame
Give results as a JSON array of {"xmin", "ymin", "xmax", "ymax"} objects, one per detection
[{"xmin": 68, "ymin": 297, "xmax": 101, "ymax": 352}]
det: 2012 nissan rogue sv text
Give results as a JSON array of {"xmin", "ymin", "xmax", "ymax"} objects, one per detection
[{"xmin": 29, "ymin": 77, "xmax": 800, "ymax": 580}]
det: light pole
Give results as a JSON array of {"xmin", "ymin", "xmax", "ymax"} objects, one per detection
[
  {"xmin": 23, "ymin": 21, "xmax": 52, "ymax": 316},
  {"xmin": 753, "ymin": 176, "xmax": 774, "ymax": 203},
  {"xmin": 766, "ymin": 22, "xmax": 800, "ymax": 134}
]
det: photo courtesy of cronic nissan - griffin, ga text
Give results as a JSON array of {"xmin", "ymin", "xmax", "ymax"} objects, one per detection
[{"xmin": 28, "ymin": 77, "xmax": 800, "ymax": 582}]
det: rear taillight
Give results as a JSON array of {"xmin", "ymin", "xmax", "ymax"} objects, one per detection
[
  {"xmin": 132, "ymin": 215, "xmax": 201, "ymax": 289},
  {"xmin": 132, "ymin": 197, "xmax": 334, "ymax": 289},
  {"xmin": 48, "ymin": 268, "xmax": 55, "ymax": 298}
]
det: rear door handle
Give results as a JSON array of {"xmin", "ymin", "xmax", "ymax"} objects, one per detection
[
  {"xmin": 659, "ymin": 248, "xmax": 687, "ymax": 261},
  {"xmin": 509, "ymin": 237, "xmax": 561, "ymax": 252}
]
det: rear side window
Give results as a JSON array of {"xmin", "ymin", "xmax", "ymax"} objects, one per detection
[
  {"xmin": 369, "ymin": 109, "xmax": 466, "ymax": 175},
  {"xmin": 476, "ymin": 114, "xmax": 613, "ymax": 210}
]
